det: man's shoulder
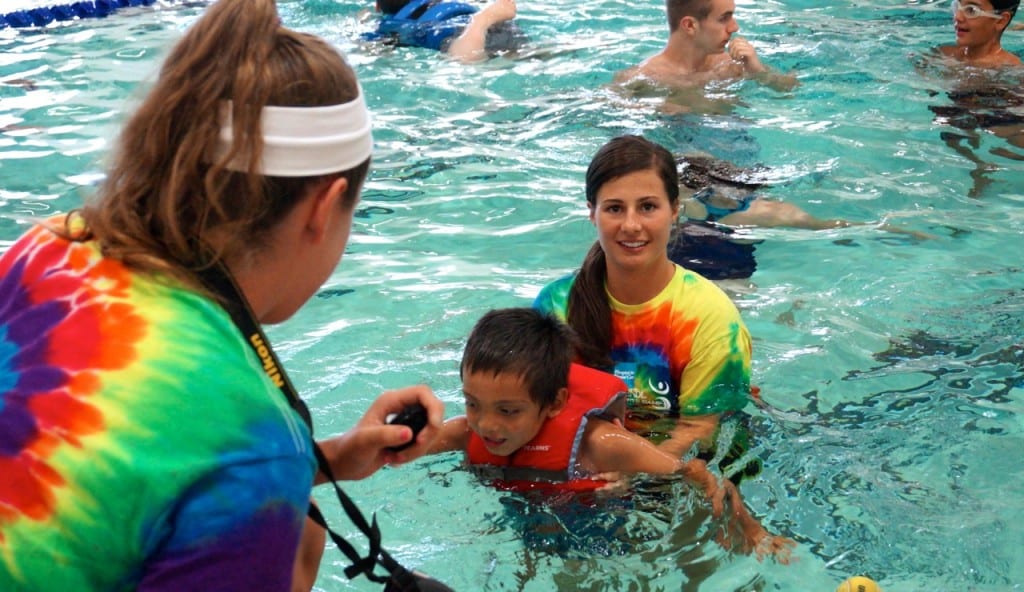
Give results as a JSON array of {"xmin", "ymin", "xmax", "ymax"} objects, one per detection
[
  {"xmin": 616, "ymin": 54, "xmax": 713, "ymax": 89},
  {"xmin": 633, "ymin": 54, "xmax": 673, "ymax": 79},
  {"xmin": 612, "ymin": 63, "xmax": 644, "ymax": 84}
]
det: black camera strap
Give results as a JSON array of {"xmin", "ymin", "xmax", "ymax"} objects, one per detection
[{"xmin": 197, "ymin": 261, "xmax": 412, "ymax": 585}]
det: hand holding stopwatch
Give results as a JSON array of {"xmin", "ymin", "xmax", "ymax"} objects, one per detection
[{"xmin": 386, "ymin": 403, "xmax": 428, "ymax": 452}]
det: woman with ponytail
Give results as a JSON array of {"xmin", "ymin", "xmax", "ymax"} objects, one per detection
[
  {"xmin": 533, "ymin": 135, "xmax": 757, "ymax": 481},
  {"xmin": 0, "ymin": 1, "xmax": 443, "ymax": 590}
]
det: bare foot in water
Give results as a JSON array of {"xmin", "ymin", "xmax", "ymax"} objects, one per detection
[
  {"xmin": 446, "ymin": 0, "xmax": 517, "ymax": 62},
  {"xmin": 476, "ymin": 0, "xmax": 516, "ymax": 26}
]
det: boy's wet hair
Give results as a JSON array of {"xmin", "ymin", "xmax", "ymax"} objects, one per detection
[
  {"xmin": 378, "ymin": 0, "xmax": 412, "ymax": 15},
  {"xmin": 991, "ymin": 0, "xmax": 1020, "ymax": 29},
  {"xmin": 461, "ymin": 308, "xmax": 577, "ymax": 409}
]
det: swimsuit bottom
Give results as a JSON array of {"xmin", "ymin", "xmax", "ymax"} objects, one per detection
[
  {"xmin": 667, "ymin": 220, "xmax": 758, "ymax": 280},
  {"xmin": 438, "ymin": 20, "xmax": 528, "ymax": 55},
  {"xmin": 484, "ymin": 20, "xmax": 528, "ymax": 55},
  {"xmin": 930, "ymin": 105, "xmax": 1024, "ymax": 130},
  {"xmin": 693, "ymin": 186, "xmax": 756, "ymax": 222},
  {"xmin": 929, "ymin": 86, "xmax": 1024, "ymax": 131}
]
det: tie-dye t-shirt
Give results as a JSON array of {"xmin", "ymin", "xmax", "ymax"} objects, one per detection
[
  {"xmin": 533, "ymin": 264, "xmax": 752, "ymax": 418},
  {"xmin": 0, "ymin": 222, "xmax": 315, "ymax": 591}
]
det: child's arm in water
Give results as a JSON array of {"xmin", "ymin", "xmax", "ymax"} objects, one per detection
[
  {"xmin": 426, "ymin": 415, "xmax": 472, "ymax": 454},
  {"xmin": 583, "ymin": 419, "xmax": 795, "ymax": 563},
  {"xmin": 678, "ymin": 457, "xmax": 795, "ymax": 563}
]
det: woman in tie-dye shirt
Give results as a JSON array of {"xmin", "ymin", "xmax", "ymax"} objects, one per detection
[
  {"xmin": 0, "ymin": 1, "xmax": 443, "ymax": 590},
  {"xmin": 534, "ymin": 135, "xmax": 755, "ymax": 479}
]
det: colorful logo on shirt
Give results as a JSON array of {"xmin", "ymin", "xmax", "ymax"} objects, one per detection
[
  {"xmin": 614, "ymin": 358, "xmax": 676, "ymax": 414},
  {"xmin": 624, "ymin": 388, "xmax": 673, "ymax": 413}
]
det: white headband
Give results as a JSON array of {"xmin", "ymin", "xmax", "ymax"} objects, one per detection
[{"xmin": 214, "ymin": 88, "xmax": 373, "ymax": 177}]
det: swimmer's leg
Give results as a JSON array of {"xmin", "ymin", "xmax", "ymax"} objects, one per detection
[
  {"xmin": 939, "ymin": 130, "xmax": 992, "ymax": 198},
  {"xmin": 990, "ymin": 147, "xmax": 1024, "ymax": 161},
  {"xmin": 725, "ymin": 198, "xmax": 934, "ymax": 240},
  {"xmin": 967, "ymin": 171, "xmax": 993, "ymax": 199},
  {"xmin": 446, "ymin": 0, "xmax": 516, "ymax": 62},
  {"xmin": 721, "ymin": 199, "xmax": 849, "ymax": 230}
]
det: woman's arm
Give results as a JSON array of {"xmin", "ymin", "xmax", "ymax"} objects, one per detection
[
  {"xmin": 714, "ymin": 474, "xmax": 796, "ymax": 563},
  {"xmin": 291, "ymin": 510, "xmax": 325, "ymax": 592},
  {"xmin": 667, "ymin": 278, "xmax": 753, "ymax": 453},
  {"xmin": 658, "ymin": 413, "xmax": 720, "ymax": 458},
  {"xmin": 584, "ymin": 420, "xmax": 793, "ymax": 561},
  {"xmin": 314, "ymin": 384, "xmax": 445, "ymax": 484},
  {"xmin": 585, "ymin": 423, "xmax": 725, "ymax": 522}
]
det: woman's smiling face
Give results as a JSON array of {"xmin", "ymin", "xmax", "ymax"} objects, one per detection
[{"xmin": 590, "ymin": 168, "xmax": 680, "ymax": 277}]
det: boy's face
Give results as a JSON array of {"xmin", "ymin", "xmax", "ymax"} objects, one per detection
[{"xmin": 462, "ymin": 370, "xmax": 566, "ymax": 457}]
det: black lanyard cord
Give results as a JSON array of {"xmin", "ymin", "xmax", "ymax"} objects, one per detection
[
  {"xmin": 309, "ymin": 445, "xmax": 391, "ymax": 582},
  {"xmin": 196, "ymin": 262, "xmax": 400, "ymax": 585}
]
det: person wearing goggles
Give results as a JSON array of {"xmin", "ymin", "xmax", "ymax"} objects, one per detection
[{"xmin": 938, "ymin": 0, "xmax": 1021, "ymax": 66}]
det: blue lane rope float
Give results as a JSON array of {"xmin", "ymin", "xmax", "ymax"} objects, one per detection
[{"xmin": 1, "ymin": 0, "xmax": 157, "ymax": 29}]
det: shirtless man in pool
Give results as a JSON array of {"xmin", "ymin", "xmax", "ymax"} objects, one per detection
[{"xmin": 614, "ymin": 0, "xmax": 797, "ymax": 93}]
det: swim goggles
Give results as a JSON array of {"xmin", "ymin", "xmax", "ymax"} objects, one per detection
[{"xmin": 951, "ymin": 0, "xmax": 1007, "ymax": 20}]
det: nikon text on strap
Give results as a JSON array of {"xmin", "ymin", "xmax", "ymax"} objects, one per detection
[{"xmin": 197, "ymin": 261, "xmax": 449, "ymax": 589}]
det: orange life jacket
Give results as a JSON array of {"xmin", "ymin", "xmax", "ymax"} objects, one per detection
[{"xmin": 467, "ymin": 363, "xmax": 627, "ymax": 493}]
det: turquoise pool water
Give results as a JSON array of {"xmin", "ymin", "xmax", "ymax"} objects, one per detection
[{"xmin": 2, "ymin": 0, "xmax": 1022, "ymax": 590}]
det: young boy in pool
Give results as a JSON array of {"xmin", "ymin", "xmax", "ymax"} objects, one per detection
[
  {"xmin": 928, "ymin": 0, "xmax": 1022, "ymax": 195},
  {"xmin": 937, "ymin": 0, "xmax": 1020, "ymax": 67},
  {"xmin": 365, "ymin": 0, "xmax": 524, "ymax": 62},
  {"xmin": 613, "ymin": 0, "xmax": 797, "ymax": 94},
  {"xmin": 427, "ymin": 307, "xmax": 793, "ymax": 560}
]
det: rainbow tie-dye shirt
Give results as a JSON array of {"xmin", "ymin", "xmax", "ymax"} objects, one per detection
[
  {"xmin": 534, "ymin": 264, "xmax": 752, "ymax": 419},
  {"xmin": 0, "ymin": 223, "xmax": 315, "ymax": 591}
]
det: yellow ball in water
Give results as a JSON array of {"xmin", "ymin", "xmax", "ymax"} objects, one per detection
[{"xmin": 836, "ymin": 576, "xmax": 881, "ymax": 592}]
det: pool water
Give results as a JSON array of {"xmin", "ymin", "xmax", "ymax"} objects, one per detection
[{"xmin": 2, "ymin": 0, "xmax": 1023, "ymax": 590}]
